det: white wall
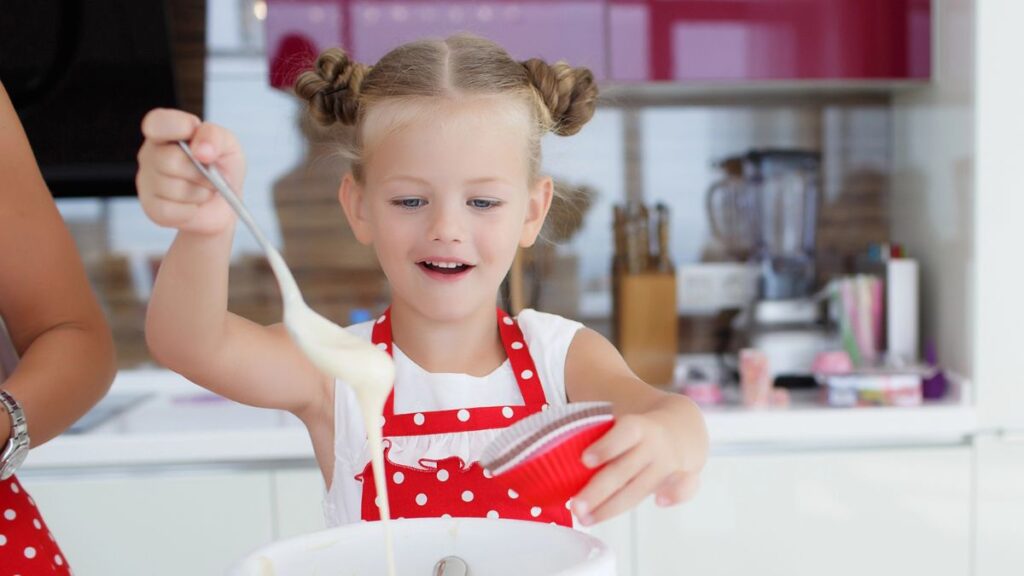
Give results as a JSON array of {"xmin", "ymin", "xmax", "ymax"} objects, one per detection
[
  {"xmin": 973, "ymin": 0, "xmax": 1024, "ymax": 427},
  {"xmin": 890, "ymin": 0, "xmax": 975, "ymax": 378}
]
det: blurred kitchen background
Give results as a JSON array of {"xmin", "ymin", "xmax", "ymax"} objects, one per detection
[{"xmin": 6, "ymin": 1, "xmax": 1024, "ymax": 575}]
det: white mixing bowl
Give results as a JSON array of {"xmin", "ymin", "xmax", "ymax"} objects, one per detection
[{"xmin": 229, "ymin": 517, "xmax": 616, "ymax": 576}]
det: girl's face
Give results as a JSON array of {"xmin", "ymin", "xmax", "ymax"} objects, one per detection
[{"xmin": 340, "ymin": 97, "xmax": 552, "ymax": 321}]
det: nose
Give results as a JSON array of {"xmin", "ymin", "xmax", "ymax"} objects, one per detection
[{"xmin": 428, "ymin": 201, "xmax": 465, "ymax": 244}]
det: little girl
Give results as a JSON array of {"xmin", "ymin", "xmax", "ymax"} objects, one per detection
[{"xmin": 138, "ymin": 34, "xmax": 707, "ymax": 528}]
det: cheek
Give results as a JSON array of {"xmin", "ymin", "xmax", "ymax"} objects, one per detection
[
  {"xmin": 366, "ymin": 201, "xmax": 415, "ymax": 240},
  {"xmin": 367, "ymin": 215, "xmax": 413, "ymax": 257},
  {"xmin": 374, "ymin": 226, "xmax": 413, "ymax": 254},
  {"xmin": 475, "ymin": 219, "xmax": 523, "ymax": 263}
]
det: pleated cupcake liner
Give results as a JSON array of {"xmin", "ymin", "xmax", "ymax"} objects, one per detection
[{"xmin": 481, "ymin": 402, "xmax": 615, "ymax": 507}]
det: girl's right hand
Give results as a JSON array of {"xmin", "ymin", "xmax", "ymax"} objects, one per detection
[{"xmin": 136, "ymin": 109, "xmax": 247, "ymax": 235}]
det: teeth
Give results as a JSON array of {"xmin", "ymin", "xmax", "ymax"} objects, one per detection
[{"xmin": 425, "ymin": 261, "xmax": 464, "ymax": 269}]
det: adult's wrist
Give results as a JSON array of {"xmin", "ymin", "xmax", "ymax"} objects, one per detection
[{"xmin": 0, "ymin": 389, "xmax": 28, "ymax": 480}]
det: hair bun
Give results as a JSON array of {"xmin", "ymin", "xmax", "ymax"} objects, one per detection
[
  {"xmin": 294, "ymin": 48, "xmax": 369, "ymax": 127},
  {"xmin": 521, "ymin": 58, "xmax": 598, "ymax": 136}
]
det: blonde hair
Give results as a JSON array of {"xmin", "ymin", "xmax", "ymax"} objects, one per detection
[{"xmin": 293, "ymin": 34, "xmax": 598, "ymax": 185}]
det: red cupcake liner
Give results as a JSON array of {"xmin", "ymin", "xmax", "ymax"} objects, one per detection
[{"xmin": 482, "ymin": 402, "xmax": 615, "ymax": 508}]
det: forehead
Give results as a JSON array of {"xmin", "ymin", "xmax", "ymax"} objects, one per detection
[{"xmin": 362, "ymin": 97, "xmax": 533, "ymax": 184}]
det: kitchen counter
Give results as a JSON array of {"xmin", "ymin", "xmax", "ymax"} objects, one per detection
[{"xmin": 21, "ymin": 368, "xmax": 977, "ymax": 472}]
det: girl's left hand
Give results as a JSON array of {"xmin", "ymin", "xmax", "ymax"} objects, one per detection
[{"xmin": 572, "ymin": 413, "xmax": 701, "ymax": 525}]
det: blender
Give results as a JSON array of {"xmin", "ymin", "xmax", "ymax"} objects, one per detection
[
  {"xmin": 707, "ymin": 149, "xmax": 835, "ymax": 383},
  {"xmin": 708, "ymin": 149, "xmax": 821, "ymax": 299}
]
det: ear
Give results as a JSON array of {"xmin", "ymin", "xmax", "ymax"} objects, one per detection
[
  {"xmin": 519, "ymin": 176, "xmax": 554, "ymax": 248},
  {"xmin": 339, "ymin": 173, "xmax": 374, "ymax": 245}
]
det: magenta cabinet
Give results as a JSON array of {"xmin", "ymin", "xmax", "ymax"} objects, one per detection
[
  {"xmin": 267, "ymin": 0, "xmax": 930, "ymax": 89},
  {"xmin": 609, "ymin": 0, "xmax": 931, "ymax": 82},
  {"xmin": 348, "ymin": 2, "xmax": 605, "ymax": 74},
  {"xmin": 266, "ymin": 0, "xmax": 606, "ymax": 89},
  {"xmin": 266, "ymin": 1, "xmax": 347, "ymax": 88}
]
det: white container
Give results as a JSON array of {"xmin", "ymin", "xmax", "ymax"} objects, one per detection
[
  {"xmin": 886, "ymin": 258, "xmax": 919, "ymax": 362},
  {"xmin": 229, "ymin": 517, "xmax": 616, "ymax": 576},
  {"xmin": 676, "ymin": 263, "xmax": 759, "ymax": 314}
]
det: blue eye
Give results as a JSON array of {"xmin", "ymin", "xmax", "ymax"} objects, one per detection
[
  {"xmin": 392, "ymin": 198, "xmax": 426, "ymax": 209},
  {"xmin": 468, "ymin": 198, "xmax": 502, "ymax": 209}
]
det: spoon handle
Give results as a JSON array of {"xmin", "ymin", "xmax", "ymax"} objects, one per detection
[{"xmin": 176, "ymin": 140, "xmax": 303, "ymax": 305}]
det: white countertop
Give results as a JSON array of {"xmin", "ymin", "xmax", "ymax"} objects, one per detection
[{"xmin": 21, "ymin": 368, "xmax": 977, "ymax": 471}]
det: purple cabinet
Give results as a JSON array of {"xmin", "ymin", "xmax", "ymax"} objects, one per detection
[
  {"xmin": 266, "ymin": 0, "xmax": 930, "ymax": 89},
  {"xmin": 609, "ymin": 0, "xmax": 931, "ymax": 82},
  {"xmin": 266, "ymin": 0, "xmax": 606, "ymax": 89}
]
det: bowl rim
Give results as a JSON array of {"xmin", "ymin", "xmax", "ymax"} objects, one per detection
[{"xmin": 229, "ymin": 516, "xmax": 614, "ymax": 576}]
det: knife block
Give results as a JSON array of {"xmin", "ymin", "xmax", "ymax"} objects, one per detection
[{"xmin": 612, "ymin": 271, "xmax": 678, "ymax": 387}]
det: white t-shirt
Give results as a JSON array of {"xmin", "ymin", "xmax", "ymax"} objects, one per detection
[{"xmin": 323, "ymin": 308, "xmax": 584, "ymax": 527}]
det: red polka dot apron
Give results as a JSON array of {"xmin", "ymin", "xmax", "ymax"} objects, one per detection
[
  {"xmin": 358, "ymin": 308, "xmax": 572, "ymax": 526},
  {"xmin": 0, "ymin": 475, "xmax": 71, "ymax": 575}
]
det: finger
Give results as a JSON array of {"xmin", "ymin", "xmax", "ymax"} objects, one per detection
[
  {"xmin": 150, "ymin": 145, "xmax": 219, "ymax": 190},
  {"xmin": 190, "ymin": 122, "xmax": 241, "ymax": 165},
  {"xmin": 587, "ymin": 464, "xmax": 666, "ymax": 524},
  {"xmin": 581, "ymin": 416, "xmax": 644, "ymax": 469},
  {"xmin": 141, "ymin": 108, "xmax": 201, "ymax": 142},
  {"xmin": 154, "ymin": 178, "xmax": 214, "ymax": 205},
  {"xmin": 654, "ymin": 471, "xmax": 701, "ymax": 507},
  {"xmin": 141, "ymin": 196, "xmax": 200, "ymax": 228},
  {"xmin": 137, "ymin": 144, "xmax": 218, "ymax": 206},
  {"xmin": 573, "ymin": 443, "xmax": 648, "ymax": 522},
  {"xmin": 136, "ymin": 152, "xmax": 211, "ymax": 209}
]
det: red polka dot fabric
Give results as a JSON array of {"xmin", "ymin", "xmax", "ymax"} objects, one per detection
[
  {"xmin": 0, "ymin": 475, "xmax": 72, "ymax": 575},
  {"xmin": 358, "ymin": 308, "xmax": 572, "ymax": 526}
]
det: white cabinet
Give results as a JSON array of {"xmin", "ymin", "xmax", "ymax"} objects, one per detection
[
  {"xmin": 21, "ymin": 470, "xmax": 275, "ymax": 576},
  {"xmin": 18, "ymin": 445, "xmax": 974, "ymax": 576},
  {"xmin": 974, "ymin": 435, "xmax": 1024, "ymax": 576},
  {"xmin": 272, "ymin": 467, "xmax": 327, "ymax": 539},
  {"xmin": 634, "ymin": 446, "xmax": 972, "ymax": 576},
  {"xmin": 20, "ymin": 466, "xmax": 331, "ymax": 576}
]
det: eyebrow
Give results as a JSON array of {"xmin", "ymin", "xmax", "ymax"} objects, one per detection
[
  {"xmin": 381, "ymin": 175, "xmax": 431, "ymax": 186},
  {"xmin": 381, "ymin": 175, "xmax": 511, "ymax": 187},
  {"xmin": 466, "ymin": 177, "xmax": 510, "ymax": 186}
]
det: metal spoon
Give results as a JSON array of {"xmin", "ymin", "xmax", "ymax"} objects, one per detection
[
  {"xmin": 433, "ymin": 556, "xmax": 470, "ymax": 576},
  {"xmin": 175, "ymin": 140, "xmax": 394, "ymax": 401}
]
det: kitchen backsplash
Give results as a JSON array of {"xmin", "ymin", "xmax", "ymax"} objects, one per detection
[{"xmin": 57, "ymin": 56, "xmax": 892, "ymax": 367}]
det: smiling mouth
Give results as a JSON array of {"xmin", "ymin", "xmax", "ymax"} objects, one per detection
[{"xmin": 418, "ymin": 261, "xmax": 474, "ymax": 275}]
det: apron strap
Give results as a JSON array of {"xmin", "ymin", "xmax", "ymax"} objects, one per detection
[{"xmin": 371, "ymin": 307, "xmax": 548, "ymax": 436}]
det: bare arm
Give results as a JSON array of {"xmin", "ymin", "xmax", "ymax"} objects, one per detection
[
  {"xmin": 138, "ymin": 109, "xmax": 327, "ymax": 420},
  {"xmin": 565, "ymin": 328, "xmax": 708, "ymax": 524},
  {"xmin": 145, "ymin": 230, "xmax": 329, "ymax": 417},
  {"xmin": 0, "ymin": 81, "xmax": 116, "ymax": 447}
]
